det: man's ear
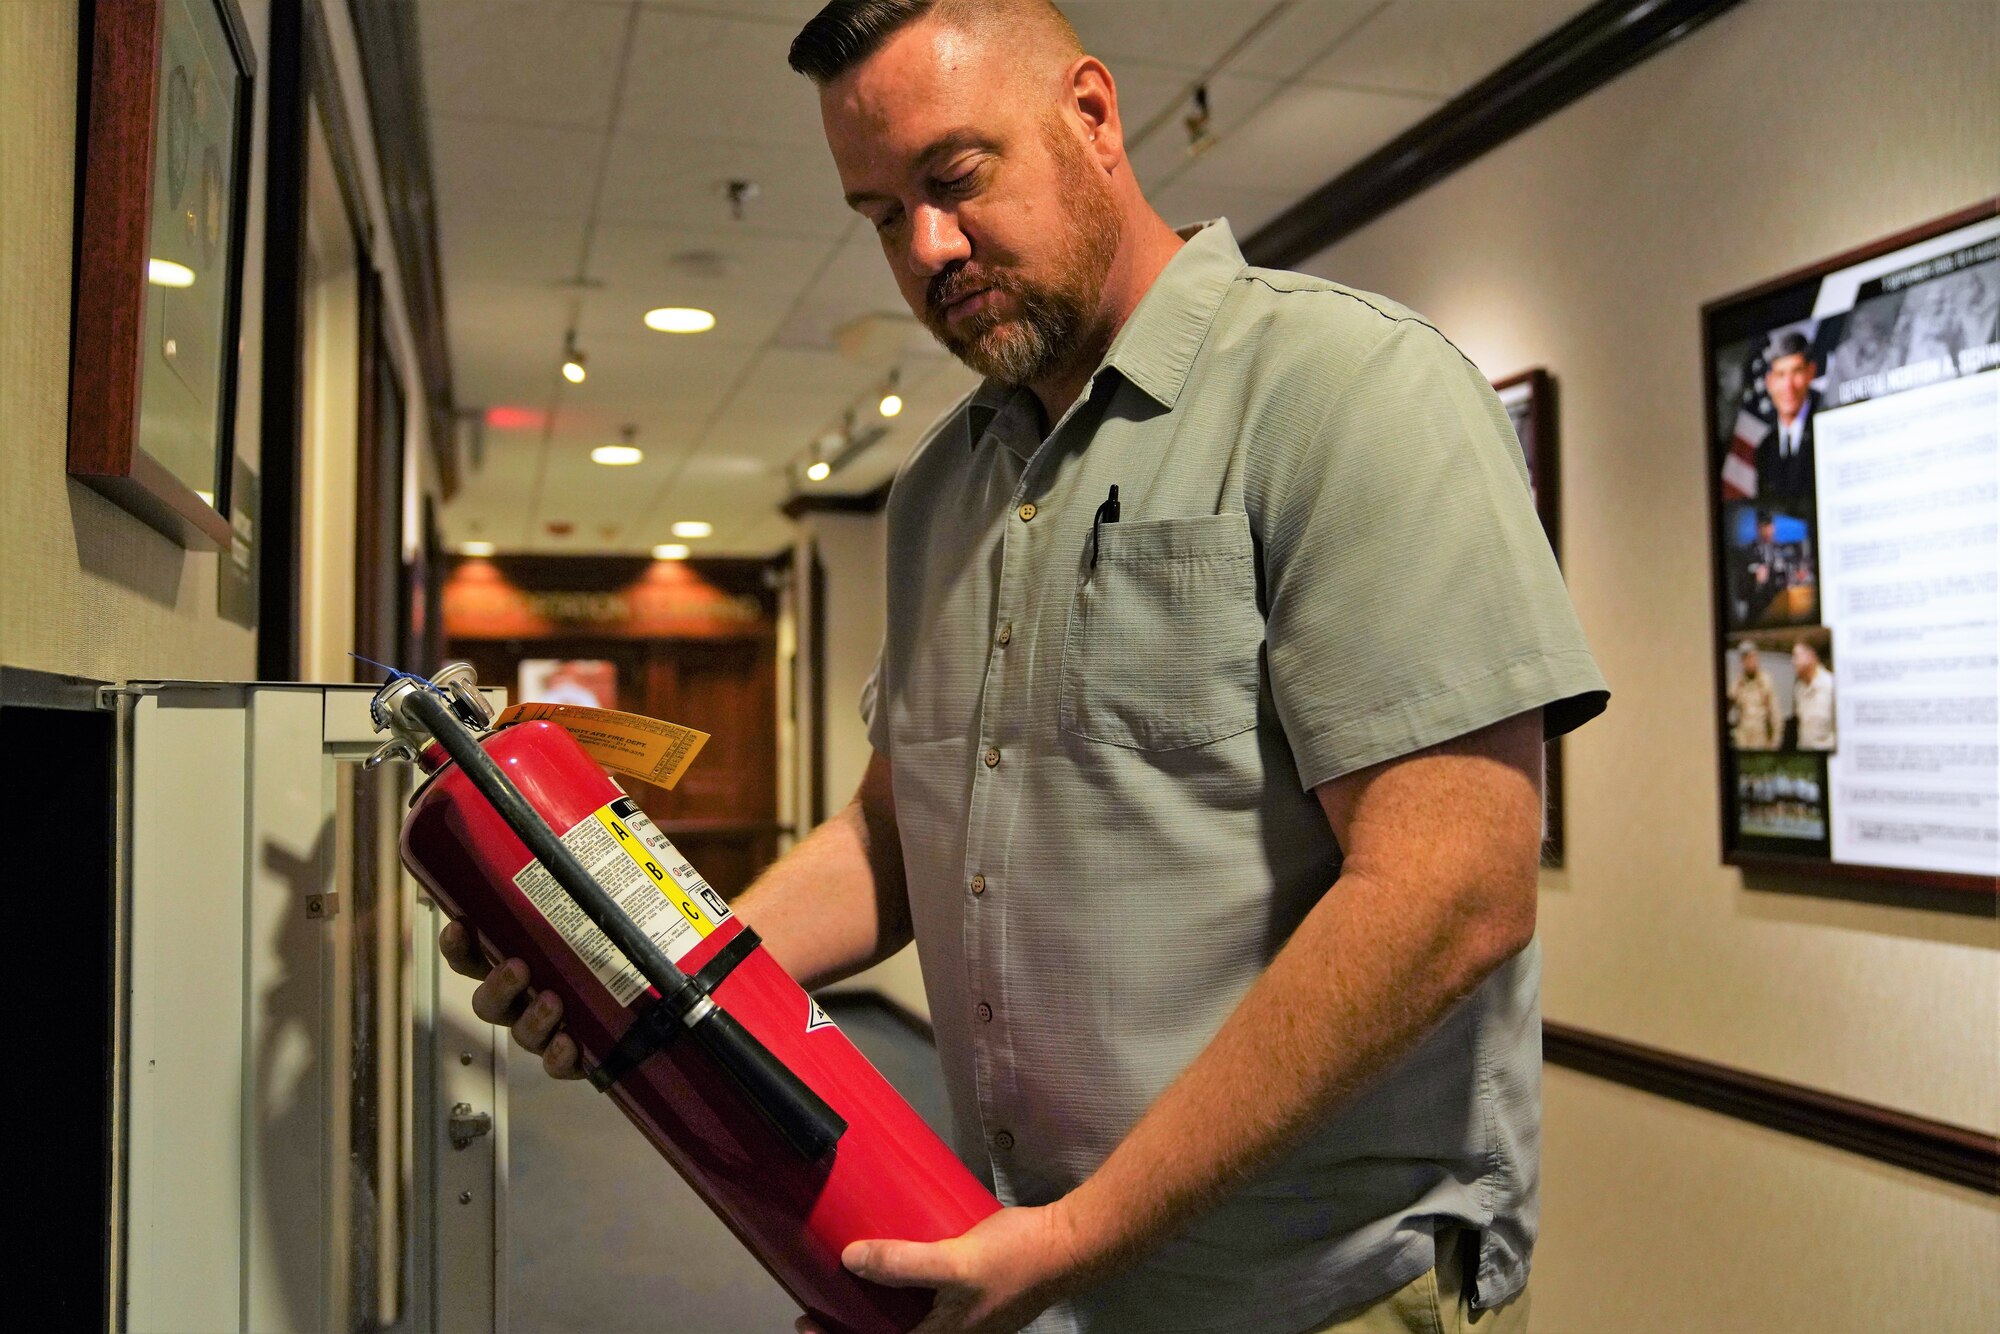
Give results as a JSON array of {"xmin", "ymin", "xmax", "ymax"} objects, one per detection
[{"xmin": 1069, "ymin": 56, "xmax": 1123, "ymax": 170}]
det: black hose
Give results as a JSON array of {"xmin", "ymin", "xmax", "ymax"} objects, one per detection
[{"xmin": 404, "ymin": 688, "xmax": 846, "ymax": 1160}]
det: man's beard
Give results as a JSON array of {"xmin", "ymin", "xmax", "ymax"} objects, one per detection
[{"xmin": 923, "ymin": 119, "xmax": 1121, "ymax": 386}]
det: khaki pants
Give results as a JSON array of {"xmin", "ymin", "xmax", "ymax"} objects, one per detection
[{"xmin": 1300, "ymin": 1229, "xmax": 1531, "ymax": 1334}]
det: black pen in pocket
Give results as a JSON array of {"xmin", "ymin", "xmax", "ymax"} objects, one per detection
[{"xmin": 1091, "ymin": 484, "xmax": 1121, "ymax": 569}]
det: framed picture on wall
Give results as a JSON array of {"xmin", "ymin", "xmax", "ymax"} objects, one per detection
[
  {"xmin": 1703, "ymin": 200, "xmax": 1999, "ymax": 893},
  {"xmin": 1493, "ymin": 369, "xmax": 1566, "ymax": 865},
  {"xmin": 68, "ymin": 0, "xmax": 256, "ymax": 551}
]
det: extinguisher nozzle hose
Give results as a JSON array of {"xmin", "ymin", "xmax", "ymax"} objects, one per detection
[{"xmin": 396, "ymin": 687, "xmax": 847, "ymax": 1160}]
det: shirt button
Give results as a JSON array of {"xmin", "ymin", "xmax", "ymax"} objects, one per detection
[
  {"xmin": 970, "ymin": 873, "xmax": 986, "ymax": 895},
  {"xmin": 1017, "ymin": 502, "xmax": 1037, "ymax": 522},
  {"xmin": 992, "ymin": 1130, "xmax": 1015, "ymax": 1151},
  {"xmin": 983, "ymin": 746, "xmax": 1000, "ymax": 768},
  {"xmin": 976, "ymin": 1002, "xmax": 993, "ymax": 1023},
  {"xmin": 996, "ymin": 622, "xmax": 1012, "ymax": 647}
]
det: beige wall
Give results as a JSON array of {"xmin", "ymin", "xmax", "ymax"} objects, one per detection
[
  {"xmin": 1538, "ymin": 1064, "xmax": 1999, "ymax": 1332},
  {"xmin": 1293, "ymin": 0, "xmax": 1999, "ymax": 1325},
  {"xmin": 1, "ymin": 0, "xmax": 264, "ymax": 682}
]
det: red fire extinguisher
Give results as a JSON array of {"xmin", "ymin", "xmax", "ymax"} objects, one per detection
[{"xmin": 372, "ymin": 664, "xmax": 1000, "ymax": 1334}]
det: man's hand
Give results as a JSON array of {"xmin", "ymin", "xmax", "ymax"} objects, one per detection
[
  {"xmin": 794, "ymin": 1204, "xmax": 1092, "ymax": 1334},
  {"xmin": 438, "ymin": 920, "xmax": 584, "ymax": 1080}
]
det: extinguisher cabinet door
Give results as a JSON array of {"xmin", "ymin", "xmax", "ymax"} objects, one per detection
[{"xmin": 114, "ymin": 683, "xmax": 506, "ymax": 1334}]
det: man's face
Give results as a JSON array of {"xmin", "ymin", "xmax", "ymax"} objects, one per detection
[
  {"xmin": 1742, "ymin": 648, "xmax": 1761, "ymax": 677},
  {"xmin": 819, "ymin": 21, "xmax": 1120, "ymax": 385},
  {"xmin": 1758, "ymin": 519, "xmax": 1776, "ymax": 544},
  {"xmin": 1792, "ymin": 644, "xmax": 1816, "ymax": 678},
  {"xmin": 1765, "ymin": 352, "xmax": 1814, "ymax": 419}
]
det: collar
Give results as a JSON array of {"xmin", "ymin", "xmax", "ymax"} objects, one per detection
[{"xmin": 963, "ymin": 219, "xmax": 1246, "ymax": 453}]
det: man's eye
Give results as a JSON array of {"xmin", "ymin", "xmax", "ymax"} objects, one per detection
[{"xmin": 872, "ymin": 209, "xmax": 903, "ymax": 234}]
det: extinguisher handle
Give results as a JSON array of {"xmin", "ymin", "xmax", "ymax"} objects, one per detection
[{"xmin": 689, "ymin": 1005, "xmax": 849, "ymax": 1161}]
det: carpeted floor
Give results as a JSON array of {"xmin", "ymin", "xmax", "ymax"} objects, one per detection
[{"xmin": 506, "ymin": 994, "xmax": 948, "ymax": 1333}]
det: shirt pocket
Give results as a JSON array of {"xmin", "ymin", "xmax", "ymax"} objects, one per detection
[{"xmin": 1059, "ymin": 512, "xmax": 1262, "ymax": 751}]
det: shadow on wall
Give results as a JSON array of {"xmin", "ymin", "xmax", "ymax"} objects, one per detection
[
  {"xmin": 1735, "ymin": 863, "xmax": 1999, "ymax": 946},
  {"xmin": 70, "ymin": 483, "xmax": 187, "ymax": 607},
  {"xmin": 257, "ymin": 821, "xmax": 335, "ymax": 1329}
]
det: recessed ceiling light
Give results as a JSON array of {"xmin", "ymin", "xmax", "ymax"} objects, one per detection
[
  {"xmin": 805, "ymin": 461, "xmax": 832, "ymax": 482},
  {"xmin": 652, "ymin": 543, "xmax": 691, "ymax": 561},
  {"xmin": 670, "ymin": 520, "xmax": 713, "ymax": 538},
  {"xmin": 148, "ymin": 258, "xmax": 195, "ymax": 288},
  {"xmin": 592, "ymin": 445, "xmax": 644, "ymax": 466},
  {"xmin": 459, "ymin": 541, "xmax": 497, "ymax": 557},
  {"xmin": 644, "ymin": 306, "xmax": 716, "ymax": 334}
]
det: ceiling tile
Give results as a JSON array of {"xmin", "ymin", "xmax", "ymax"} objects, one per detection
[
  {"xmin": 1303, "ymin": 0, "xmax": 1598, "ymax": 96},
  {"xmin": 1064, "ymin": 1, "xmax": 1291, "ymax": 75},
  {"xmin": 432, "ymin": 117, "xmax": 605, "ymax": 222},
  {"xmin": 595, "ymin": 133, "xmax": 850, "ymax": 237},
  {"xmin": 1118, "ymin": 67, "xmax": 1285, "ymax": 200},
  {"xmin": 1149, "ymin": 181, "xmax": 1302, "ymax": 238},
  {"xmin": 1222, "ymin": 0, "xmax": 1390, "ymax": 81},
  {"xmin": 439, "ymin": 211, "xmax": 588, "ymax": 286},
  {"xmin": 618, "ymin": 10, "xmax": 827, "ymax": 149},
  {"xmin": 418, "ymin": 1, "xmax": 630, "ymax": 130},
  {"xmin": 1172, "ymin": 82, "xmax": 1438, "ymax": 193}
]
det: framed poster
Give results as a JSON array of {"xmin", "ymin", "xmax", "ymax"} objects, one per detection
[
  {"xmin": 68, "ymin": 0, "xmax": 256, "ymax": 550},
  {"xmin": 1494, "ymin": 370, "xmax": 1567, "ymax": 865},
  {"xmin": 1704, "ymin": 201, "xmax": 1999, "ymax": 892}
]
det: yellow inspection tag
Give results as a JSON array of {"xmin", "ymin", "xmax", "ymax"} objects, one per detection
[
  {"xmin": 592, "ymin": 802, "xmax": 726, "ymax": 937},
  {"xmin": 495, "ymin": 702, "xmax": 709, "ymax": 790}
]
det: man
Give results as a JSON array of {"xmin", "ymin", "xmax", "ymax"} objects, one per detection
[
  {"xmin": 1755, "ymin": 331, "xmax": 1819, "ymax": 500},
  {"xmin": 444, "ymin": 3, "xmax": 1606, "ymax": 1331},
  {"xmin": 1738, "ymin": 510, "xmax": 1792, "ymax": 626},
  {"xmin": 1792, "ymin": 642, "xmax": 1836, "ymax": 751},
  {"xmin": 1728, "ymin": 645, "xmax": 1780, "ymax": 750}
]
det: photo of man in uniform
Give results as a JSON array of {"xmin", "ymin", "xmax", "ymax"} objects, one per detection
[
  {"xmin": 1791, "ymin": 641, "xmax": 1837, "ymax": 751},
  {"xmin": 1727, "ymin": 644, "xmax": 1780, "ymax": 750},
  {"xmin": 1756, "ymin": 331, "xmax": 1818, "ymax": 500}
]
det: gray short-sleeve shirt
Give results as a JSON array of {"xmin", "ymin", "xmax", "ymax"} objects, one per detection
[{"xmin": 867, "ymin": 221, "xmax": 1607, "ymax": 1334}]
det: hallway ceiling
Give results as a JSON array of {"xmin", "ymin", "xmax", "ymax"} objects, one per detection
[{"xmin": 422, "ymin": 0, "xmax": 1596, "ymax": 556}]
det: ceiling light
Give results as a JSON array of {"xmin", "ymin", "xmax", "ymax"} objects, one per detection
[
  {"xmin": 644, "ymin": 306, "xmax": 716, "ymax": 334},
  {"xmin": 592, "ymin": 445, "xmax": 643, "ymax": 466},
  {"xmin": 148, "ymin": 258, "xmax": 195, "ymax": 287},
  {"xmin": 670, "ymin": 520, "xmax": 713, "ymax": 539},
  {"xmin": 560, "ymin": 331, "xmax": 588, "ymax": 383},
  {"xmin": 878, "ymin": 368, "xmax": 903, "ymax": 418},
  {"xmin": 652, "ymin": 543, "xmax": 691, "ymax": 561},
  {"xmin": 459, "ymin": 541, "xmax": 497, "ymax": 557},
  {"xmin": 805, "ymin": 460, "xmax": 833, "ymax": 482}
]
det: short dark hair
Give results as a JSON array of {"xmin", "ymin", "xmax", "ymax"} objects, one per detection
[
  {"xmin": 789, "ymin": 0, "xmax": 938, "ymax": 85},
  {"xmin": 1771, "ymin": 330, "xmax": 1813, "ymax": 363}
]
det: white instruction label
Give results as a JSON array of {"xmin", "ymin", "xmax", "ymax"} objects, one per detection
[{"xmin": 512, "ymin": 796, "xmax": 733, "ymax": 1006}]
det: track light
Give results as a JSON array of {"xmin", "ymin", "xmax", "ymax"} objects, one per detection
[
  {"xmin": 561, "ymin": 333, "xmax": 587, "ymax": 384},
  {"xmin": 878, "ymin": 369, "xmax": 903, "ymax": 418},
  {"xmin": 806, "ymin": 460, "xmax": 833, "ymax": 482}
]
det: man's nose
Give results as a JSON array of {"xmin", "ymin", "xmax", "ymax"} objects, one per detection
[{"xmin": 904, "ymin": 205, "xmax": 970, "ymax": 278}]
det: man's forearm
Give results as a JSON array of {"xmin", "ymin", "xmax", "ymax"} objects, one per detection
[{"xmin": 732, "ymin": 753, "xmax": 911, "ymax": 990}]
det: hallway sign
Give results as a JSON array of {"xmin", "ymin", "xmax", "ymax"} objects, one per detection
[{"xmin": 1703, "ymin": 202, "xmax": 1999, "ymax": 890}]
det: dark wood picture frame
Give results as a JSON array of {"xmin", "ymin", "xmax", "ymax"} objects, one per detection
[
  {"xmin": 1701, "ymin": 199, "xmax": 2000, "ymax": 896},
  {"xmin": 1493, "ymin": 368, "xmax": 1566, "ymax": 865},
  {"xmin": 68, "ymin": 0, "xmax": 256, "ymax": 551}
]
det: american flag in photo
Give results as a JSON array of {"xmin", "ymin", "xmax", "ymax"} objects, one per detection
[{"xmin": 1719, "ymin": 342, "xmax": 1775, "ymax": 501}]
